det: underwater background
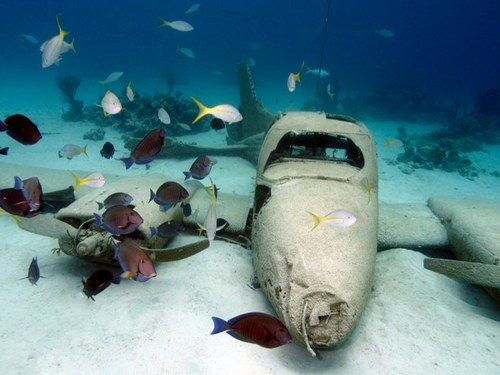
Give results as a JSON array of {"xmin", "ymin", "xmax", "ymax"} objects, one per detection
[{"xmin": 0, "ymin": 1, "xmax": 499, "ymax": 374}]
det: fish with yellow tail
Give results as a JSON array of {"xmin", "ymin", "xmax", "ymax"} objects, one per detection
[
  {"xmin": 41, "ymin": 16, "xmax": 70, "ymax": 68},
  {"xmin": 71, "ymin": 171, "xmax": 106, "ymax": 190},
  {"xmin": 197, "ymin": 177, "xmax": 225, "ymax": 242},
  {"xmin": 307, "ymin": 209, "xmax": 357, "ymax": 231},
  {"xmin": 159, "ymin": 18, "xmax": 194, "ymax": 32},
  {"xmin": 191, "ymin": 97, "xmax": 242, "ymax": 124},
  {"xmin": 287, "ymin": 61, "xmax": 304, "ymax": 92}
]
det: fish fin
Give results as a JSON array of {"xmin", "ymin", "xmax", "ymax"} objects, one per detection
[
  {"xmin": 158, "ymin": 17, "xmax": 169, "ymax": 27},
  {"xmin": 71, "ymin": 172, "xmax": 82, "ymax": 190},
  {"xmin": 94, "ymin": 213, "xmax": 103, "ymax": 229},
  {"xmin": 120, "ymin": 157, "xmax": 134, "ymax": 170},
  {"xmin": 226, "ymin": 330, "xmax": 255, "ymax": 343},
  {"xmin": 210, "ymin": 316, "xmax": 229, "ymax": 335},
  {"xmin": 14, "ymin": 176, "xmax": 23, "ymax": 190},
  {"xmin": 148, "ymin": 189, "xmax": 156, "ymax": 203},
  {"xmin": 67, "ymin": 37, "xmax": 77, "ymax": 54},
  {"xmin": 307, "ymin": 211, "xmax": 323, "ymax": 231},
  {"xmin": 0, "ymin": 147, "xmax": 9, "ymax": 155},
  {"xmin": 120, "ymin": 271, "xmax": 137, "ymax": 279},
  {"xmin": 82, "ymin": 144, "xmax": 88, "ymax": 157},
  {"xmin": 55, "ymin": 15, "xmax": 70, "ymax": 37},
  {"xmin": 191, "ymin": 97, "xmax": 209, "ymax": 124},
  {"xmin": 149, "ymin": 227, "xmax": 157, "ymax": 238}
]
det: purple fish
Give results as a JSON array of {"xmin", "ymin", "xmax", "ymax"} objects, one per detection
[
  {"xmin": 0, "ymin": 114, "xmax": 42, "ymax": 145},
  {"xmin": 211, "ymin": 312, "xmax": 292, "ymax": 348},
  {"xmin": 113, "ymin": 239, "xmax": 157, "ymax": 282},
  {"xmin": 14, "ymin": 176, "xmax": 43, "ymax": 212},
  {"xmin": 121, "ymin": 128, "xmax": 165, "ymax": 169},
  {"xmin": 0, "ymin": 188, "xmax": 41, "ymax": 217},
  {"xmin": 94, "ymin": 205, "xmax": 143, "ymax": 235},
  {"xmin": 149, "ymin": 181, "xmax": 188, "ymax": 210},
  {"xmin": 183, "ymin": 155, "xmax": 213, "ymax": 180}
]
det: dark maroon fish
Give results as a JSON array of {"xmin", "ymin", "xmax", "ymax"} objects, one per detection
[
  {"xmin": 82, "ymin": 269, "xmax": 119, "ymax": 301},
  {"xmin": 150, "ymin": 220, "xmax": 185, "ymax": 239},
  {"xmin": 183, "ymin": 155, "xmax": 213, "ymax": 180},
  {"xmin": 94, "ymin": 205, "xmax": 143, "ymax": 235},
  {"xmin": 14, "ymin": 176, "xmax": 43, "ymax": 212},
  {"xmin": 0, "ymin": 188, "xmax": 41, "ymax": 217},
  {"xmin": 113, "ymin": 239, "xmax": 157, "ymax": 282},
  {"xmin": 149, "ymin": 181, "xmax": 188, "ymax": 210},
  {"xmin": 0, "ymin": 114, "xmax": 42, "ymax": 145},
  {"xmin": 210, "ymin": 118, "xmax": 225, "ymax": 131},
  {"xmin": 121, "ymin": 128, "xmax": 165, "ymax": 169},
  {"xmin": 211, "ymin": 312, "xmax": 292, "ymax": 348}
]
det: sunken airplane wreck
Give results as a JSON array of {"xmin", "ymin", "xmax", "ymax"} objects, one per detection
[{"xmin": 8, "ymin": 111, "xmax": 500, "ymax": 354}]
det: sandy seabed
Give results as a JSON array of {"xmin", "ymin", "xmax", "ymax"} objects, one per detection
[{"xmin": 0, "ymin": 74, "xmax": 499, "ymax": 374}]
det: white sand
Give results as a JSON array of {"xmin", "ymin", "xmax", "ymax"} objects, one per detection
[{"xmin": 1, "ymin": 76, "xmax": 499, "ymax": 374}]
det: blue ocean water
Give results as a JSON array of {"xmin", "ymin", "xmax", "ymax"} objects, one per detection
[{"xmin": 1, "ymin": 0, "xmax": 499, "ymax": 102}]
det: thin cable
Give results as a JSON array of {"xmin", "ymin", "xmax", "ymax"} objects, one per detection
[{"xmin": 315, "ymin": 0, "xmax": 332, "ymax": 105}]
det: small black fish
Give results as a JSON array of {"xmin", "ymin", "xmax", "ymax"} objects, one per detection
[
  {"xmin": 0, "ymin": 146, "xmax": 9, "ymax": 155},
  {"xmin": 20, "ymin": 257, "xmax": 43, "ymax": 285},
  {"xmin": 82, "ymin": 269, "xmax": 119, "ymax": 301},
  {"xmin": 100, "ymin": 141, "xmax": 115, "ymax": 159},
  {"xmin": 0, "ymin": 114, "xmax": 42, "ymax": 145},
  {"xmin": 210, "ymin": 118, "xmax": 225, "ymax": 131}
]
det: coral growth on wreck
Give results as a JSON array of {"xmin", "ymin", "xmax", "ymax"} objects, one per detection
[{"xmin": 83, "ymin": 89, "xmax": 207, "ymax": 138}]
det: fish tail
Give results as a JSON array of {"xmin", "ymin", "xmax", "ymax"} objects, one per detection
[
  {"xmin": 148, "ymin": 189, "xmax": 156, "ymax": 203},
  {"xmin": 14, "ymin": 176, "xmax": 23, "ymax": 190},
  {"xmin": 71, "ymin": 172, "xmax": 83, "ymax": 190},
  {"xmin": 149, "ymin": 226, "xmax": 157, "ymax": 238},
  {"xmin": 191, "ymin": 97, "xmax": 209, "ymax": 124},
  {"xmin": 96, "ymin": 201, "xmax": 104, "ymax": 210},
  {"xmin": 307, "ymin": 211, "xmax": 323, "ymax": 231},
  {"xmin": 0, "ymin": 146, "xmax": 9, "ymax": 155},
  {"xmin": 183, "ymin": 171, "xmax": 191, "ymax": 180},
  {"xmin": 211, "ymin": 317, "xmax": 229, "ymax": 335},
  {"xmin": 55, "ymin": 15, "xmax": 69, "ymax": 37},
  {"xmin": 158, "ymin": 17, "xmax": 169, "ymax": 27},
  {"xmin": 0, "ymin": 120, "xmax": 7, "ymax": 131},
  {"xmin": 82, "ymin": 144, "xmax": 88, "ymax": 157},
  {"xmin": 93, "ymin": 213, "xmax": 103, "ymax": 229},
  {"xmin": 68, "ymin": 38, "xmax": 77, "ymax": 55},
  {"xmin": 121, "ymin": 157, "xmax": 134, "ymax": 170}
]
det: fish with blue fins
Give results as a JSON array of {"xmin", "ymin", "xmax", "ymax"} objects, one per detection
[
  {"xmin": 121, "ymin": 128, "xmax": 165, "ymax": 169},
  {"xmin": 112, "ymin": 239, "xmax": 157, "ymax": 282},
  {"xmin": 94, "ymin": 205, "xmax": 143, "ymax": 235},
  {"xmin": 211, "ymin": 312, "xmax": 292, "ymax": 348}
]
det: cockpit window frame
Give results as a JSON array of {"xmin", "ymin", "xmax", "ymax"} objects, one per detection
[{"xmin": 264, "ymin": 131, "xmax": 365, "ymax": 170}]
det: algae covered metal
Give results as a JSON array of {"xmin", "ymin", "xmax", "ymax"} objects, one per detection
[{"xmin": 251, "ymin": 112, "xmax": 378, "ymax": 354}]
